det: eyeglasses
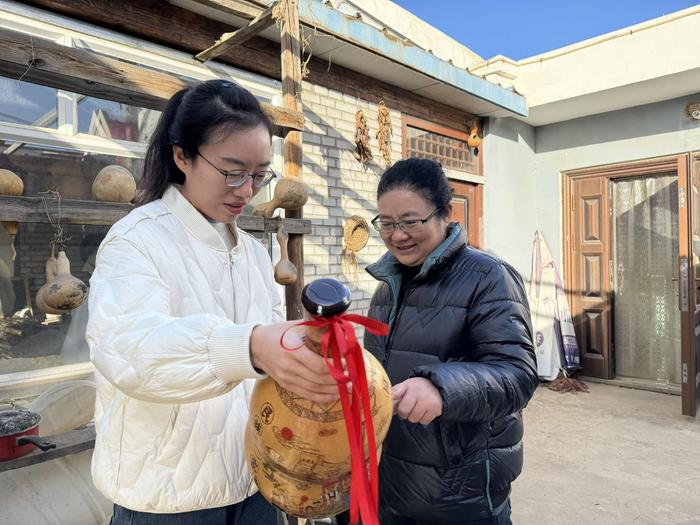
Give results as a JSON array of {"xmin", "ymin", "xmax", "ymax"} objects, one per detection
[
  {"xmin": 197, "ymin": 151, "xmax": 277, "ymax": 188},
  {"xmin": 371, "ymin": 207, "xmax": 443, "ymax": 234}
]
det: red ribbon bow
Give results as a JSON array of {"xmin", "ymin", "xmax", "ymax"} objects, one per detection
[{"xmin": 282, "ymin": 314, "xmax": 389, "ymax": 525}]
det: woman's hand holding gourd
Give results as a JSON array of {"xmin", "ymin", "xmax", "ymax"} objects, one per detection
[
  {"xmin": 250, "ymin": 321, "xmax": 342, "ymax": 404},
  {"xmin": 391, "ymin": 377, "xmax": 443, "ymax": 425}
]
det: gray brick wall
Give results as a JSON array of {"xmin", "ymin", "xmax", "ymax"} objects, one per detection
[{"xmin": 296, "ymin": 81, "xmax": 403, "ymax": 316}]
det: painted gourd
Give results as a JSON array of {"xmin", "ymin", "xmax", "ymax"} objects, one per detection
[{"xmin": 245, "ymin": 279, "xmax": 392, "ymax": 519}]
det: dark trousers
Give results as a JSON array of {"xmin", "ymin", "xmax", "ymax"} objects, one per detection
[
  {"xmin": 336, "ymin": 499, "xmax": 512, "ymax": 525},
  {"xmin": 109, "ymin": 492, "xmax": 277, "ymax": 525}
]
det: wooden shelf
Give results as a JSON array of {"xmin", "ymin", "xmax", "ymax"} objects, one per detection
[
  {"xmin": 0, "ymin": 425, "xmax": 96, "ymax": 472},
  {"xmin": 0, "ymin": 196, "xmax": 311, "ymax": 234}
]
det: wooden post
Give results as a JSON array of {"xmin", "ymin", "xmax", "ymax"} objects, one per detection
[{"xmin": 279, "ymin": 0, "xmax": 305, "ymax": 320}]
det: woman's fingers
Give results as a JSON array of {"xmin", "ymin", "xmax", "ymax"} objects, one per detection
[
  {"xmin": 393, "ymin": 378, "xmax": 443, "ymax": 424},
  {"xmin": 408, "ymin": 405, "xmax": 429, "ymax": 425},
  {"xmin": 396, "ymin": 389, "xmax": 418, "ymax": 420},
  {"xmin": 272, "ymin": 346, "xmax": 343, "ymax": 402},
  {"xmin": 249, "ymin": 321, "xmax": 359, "ymax": 403}
]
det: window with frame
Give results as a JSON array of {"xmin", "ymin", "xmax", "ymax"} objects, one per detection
[
  {"xmin": 0, "ymin": 79, "xmax": 155, "ymax": 377},
  {"xmin": 402, "ymin": 116, "xmax": 480, "ymax": 175},
  {"xmin": 0, "ymin": 84, "xmax": 154, "ymax": 375},
  {"xmin": 0, "ymin": 84, "xmax": 275, "ymax": 380}
]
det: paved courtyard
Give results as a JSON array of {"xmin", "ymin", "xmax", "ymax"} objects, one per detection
[{"xmin": 512, "ymin": 383, "xmax": 700, "ymax": 525}]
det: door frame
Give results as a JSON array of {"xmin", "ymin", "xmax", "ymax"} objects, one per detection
[
  {"xmin": 681, "ymin": 152, "xmax": 700, "ymax": 416},
  {"xmin": 448, "ymin": 179, "xmax": 483, "ymax": 248},
  {"xmin": 563, "ymin": 155, "xmax": 683, "ymax": 380}
]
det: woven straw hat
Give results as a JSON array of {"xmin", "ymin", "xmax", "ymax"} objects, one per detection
[{"xmin": 343, "ymin": 215, "xmax": 369, "ymax": 252}]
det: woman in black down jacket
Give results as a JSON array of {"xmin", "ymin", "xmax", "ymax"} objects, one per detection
[{"xmin": 363, "ymin": 158, "xmax": 538, "ymax": 525}]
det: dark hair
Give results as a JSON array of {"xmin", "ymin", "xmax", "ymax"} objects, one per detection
[
  {"xmin": 377, "ymin": 157, "xmax": 452, "ymax": 217},
  {"xmin": 138, "ymin": 79, "xmax": 274, "ymax": 204}
]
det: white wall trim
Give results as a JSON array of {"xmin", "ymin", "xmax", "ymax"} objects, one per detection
[
  {"xmin": 445, "ymin": 170, "xmax": 485, "ymax": 184},
  {"xmin": 0, "ymin": 121, "xmax": 147, "ymax": 157}
]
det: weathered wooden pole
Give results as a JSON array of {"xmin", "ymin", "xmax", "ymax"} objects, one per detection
[{"xmin": 279, "ymin": 0, "xmax": 305, "ymax": 320}]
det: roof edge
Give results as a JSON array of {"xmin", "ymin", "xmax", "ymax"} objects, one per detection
[{"xmin": 297, "ymin": 1, "xmax": 528, "ymax": 117}]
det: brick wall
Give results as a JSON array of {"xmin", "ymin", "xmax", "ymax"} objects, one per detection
[{"xmin": 298, "ymin": 81, "xmax": 402, "ymax": 316}]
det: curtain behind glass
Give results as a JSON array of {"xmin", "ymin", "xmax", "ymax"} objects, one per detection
[{"xmin": 613, "ymin": 174, "xmax": 681, "ymax": 384}]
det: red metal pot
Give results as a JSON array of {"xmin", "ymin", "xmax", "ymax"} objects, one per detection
[{"xmin": 0, "ymin": 405, "xmax": 56, "ymax": 461}]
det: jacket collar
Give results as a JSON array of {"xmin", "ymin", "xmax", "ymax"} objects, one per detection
[
  {"xmin": 161, "ymin": 185, "xmax": 237, "ymax": 252},
  {"xmin": 366, "ymin": 223, "xmax": 467, "ymax": 284}
]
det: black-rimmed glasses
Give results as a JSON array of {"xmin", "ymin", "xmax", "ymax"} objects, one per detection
[
  {"xmin": 371, "ymin": 207, "xmax": 443, "ymax": 234},
  {"xmin": 197, "ymin": 151, "xmax": 277, "ymax": 188}
]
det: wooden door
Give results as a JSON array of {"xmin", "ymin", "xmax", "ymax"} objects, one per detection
[
  {"xmin": 449, "ymin": 180, "xmax": 482, "ymax": 248},
  {"xmin": 680, "ymin": 153, "xmax": 700, "ymax": 416},
  {"xmin": 570, "ymin": 176, "xmax": 613, "ymax": 378}
]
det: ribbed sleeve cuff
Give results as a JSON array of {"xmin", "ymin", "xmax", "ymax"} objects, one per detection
[{"xmin": 208, "ymin": 322, "xmax": 267, "ymax": 383}]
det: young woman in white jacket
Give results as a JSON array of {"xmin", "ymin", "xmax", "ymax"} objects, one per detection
[{"xmin": 86, "ymin": 80, "xmax": 339, "ymax": 524}]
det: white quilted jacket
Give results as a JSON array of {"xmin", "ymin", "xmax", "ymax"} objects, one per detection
[{"xmin": 86, "ymin": 185, "xmax": 283, "ymax": 513}]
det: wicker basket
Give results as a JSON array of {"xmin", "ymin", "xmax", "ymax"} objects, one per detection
[{"xmin": 343, "ymin": 215, "xmax": 369, "ymax": 282}]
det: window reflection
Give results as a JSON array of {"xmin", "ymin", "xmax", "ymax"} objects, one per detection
[
  {"xmin": 0, "ymin": 141, "xmax": 144, "ymax": 199},
  {"xmin": 77, "ymin": 96, "xmax": 160, "ymax": 143},
  {"xmin": 0, "ymin": 78, "xmax": 58, "ymax": 128}
]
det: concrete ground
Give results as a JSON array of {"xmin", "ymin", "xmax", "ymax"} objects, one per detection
[{"xmin": 512, "ymin": 383, "xmax": 700, "ymax": 525}]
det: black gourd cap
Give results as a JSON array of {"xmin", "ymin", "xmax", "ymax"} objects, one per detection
[{"xmin": 301, "ymin": 278, "xmax": 352, "ymax": 317}]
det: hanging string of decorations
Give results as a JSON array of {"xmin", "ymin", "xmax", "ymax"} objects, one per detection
[
  {"xmin": 353, "ymin": 108, "xmax": 373, "ymax": 170},
  {"xmin": 376, "ymin": 101, "xmax": 393, "ymax": 168}
]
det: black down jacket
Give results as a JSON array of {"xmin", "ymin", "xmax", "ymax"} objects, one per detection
[{"xmin": 364, "ymin": 224, "xmax": 538, "ymax": 522}]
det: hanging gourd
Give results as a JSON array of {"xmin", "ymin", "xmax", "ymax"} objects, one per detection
[
  {"xmin": 467, "ymin": 116, "xmax": 482, "ymax": 155},
  {"xmin": 35, "ymin": 246, "xmax": 62, "ymax": 315},
  {"xmin": 245, "ymin": 278, "xmax": 392, "ymax": 522},
  {"xmin": 92, "ymin": 165, "xmax": 136, "ymax": 203},
  {"xmin": 0, "ymin": 169, "xmax": 24, "ymax": 238},
  {"xmin": 40, "ymin": 250, "xmax": 88, "ymax": 312},
  {"xmin": 273, "ymin": 223, "xmax": 297, "ymax": 285},
  {"xmin": 36, "ymin": 243, "xmax": 88, "ymax": 315}
]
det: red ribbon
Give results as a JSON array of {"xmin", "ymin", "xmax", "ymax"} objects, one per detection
[{"xmin": 281, "ymin": 314, "xmax": 388, "ymax": 525}]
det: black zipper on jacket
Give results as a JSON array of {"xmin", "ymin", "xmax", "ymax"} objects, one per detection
[{"xmin": 382, "ymin": 282, "xmax": 418, "ymax": 367}]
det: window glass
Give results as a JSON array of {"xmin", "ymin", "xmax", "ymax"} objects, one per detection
[
  {"xmin": 77, "ymin": 95, "xmax": 160, "ymax": 143},
  {"xmin": 0, "ymin": 77, "xmax": 58, "ymax": 128},
  {"xmin": 0, "ymin": 140, "xmax": 144, "ymax": 199},
  {"xmin": 0, "ymin": 222, "xmax": 108, "ymax": 374}
]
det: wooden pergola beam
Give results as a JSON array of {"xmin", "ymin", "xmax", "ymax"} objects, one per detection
[
  {"xmin": 188, "ymin": 0, "xmax": 268, "ymax": 20},
  {"xmin": 0, "ymin": 27, "xmax": 303, "ymax": 136},
  {"xmin": 196, "ymin": 2, "xmax": 277, "ymax": 62}
]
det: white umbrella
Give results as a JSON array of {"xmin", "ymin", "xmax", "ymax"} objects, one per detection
[{"xmin": 529, "ymin": 231, "xmax": 581, "ymax": 381}]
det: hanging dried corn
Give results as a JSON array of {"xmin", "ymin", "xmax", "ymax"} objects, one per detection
[
  {"xmin": 376, "ymin": 101, "xmax": 393, "ymax": 168},
  {"xmin": 353, "ymin": 108, "xmax": 373, "ymax": 169}
]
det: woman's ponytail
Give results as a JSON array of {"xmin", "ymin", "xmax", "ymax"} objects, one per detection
[{"xmin": 138, "ymin": 88, "xmax": 189, "ymax": 204}]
